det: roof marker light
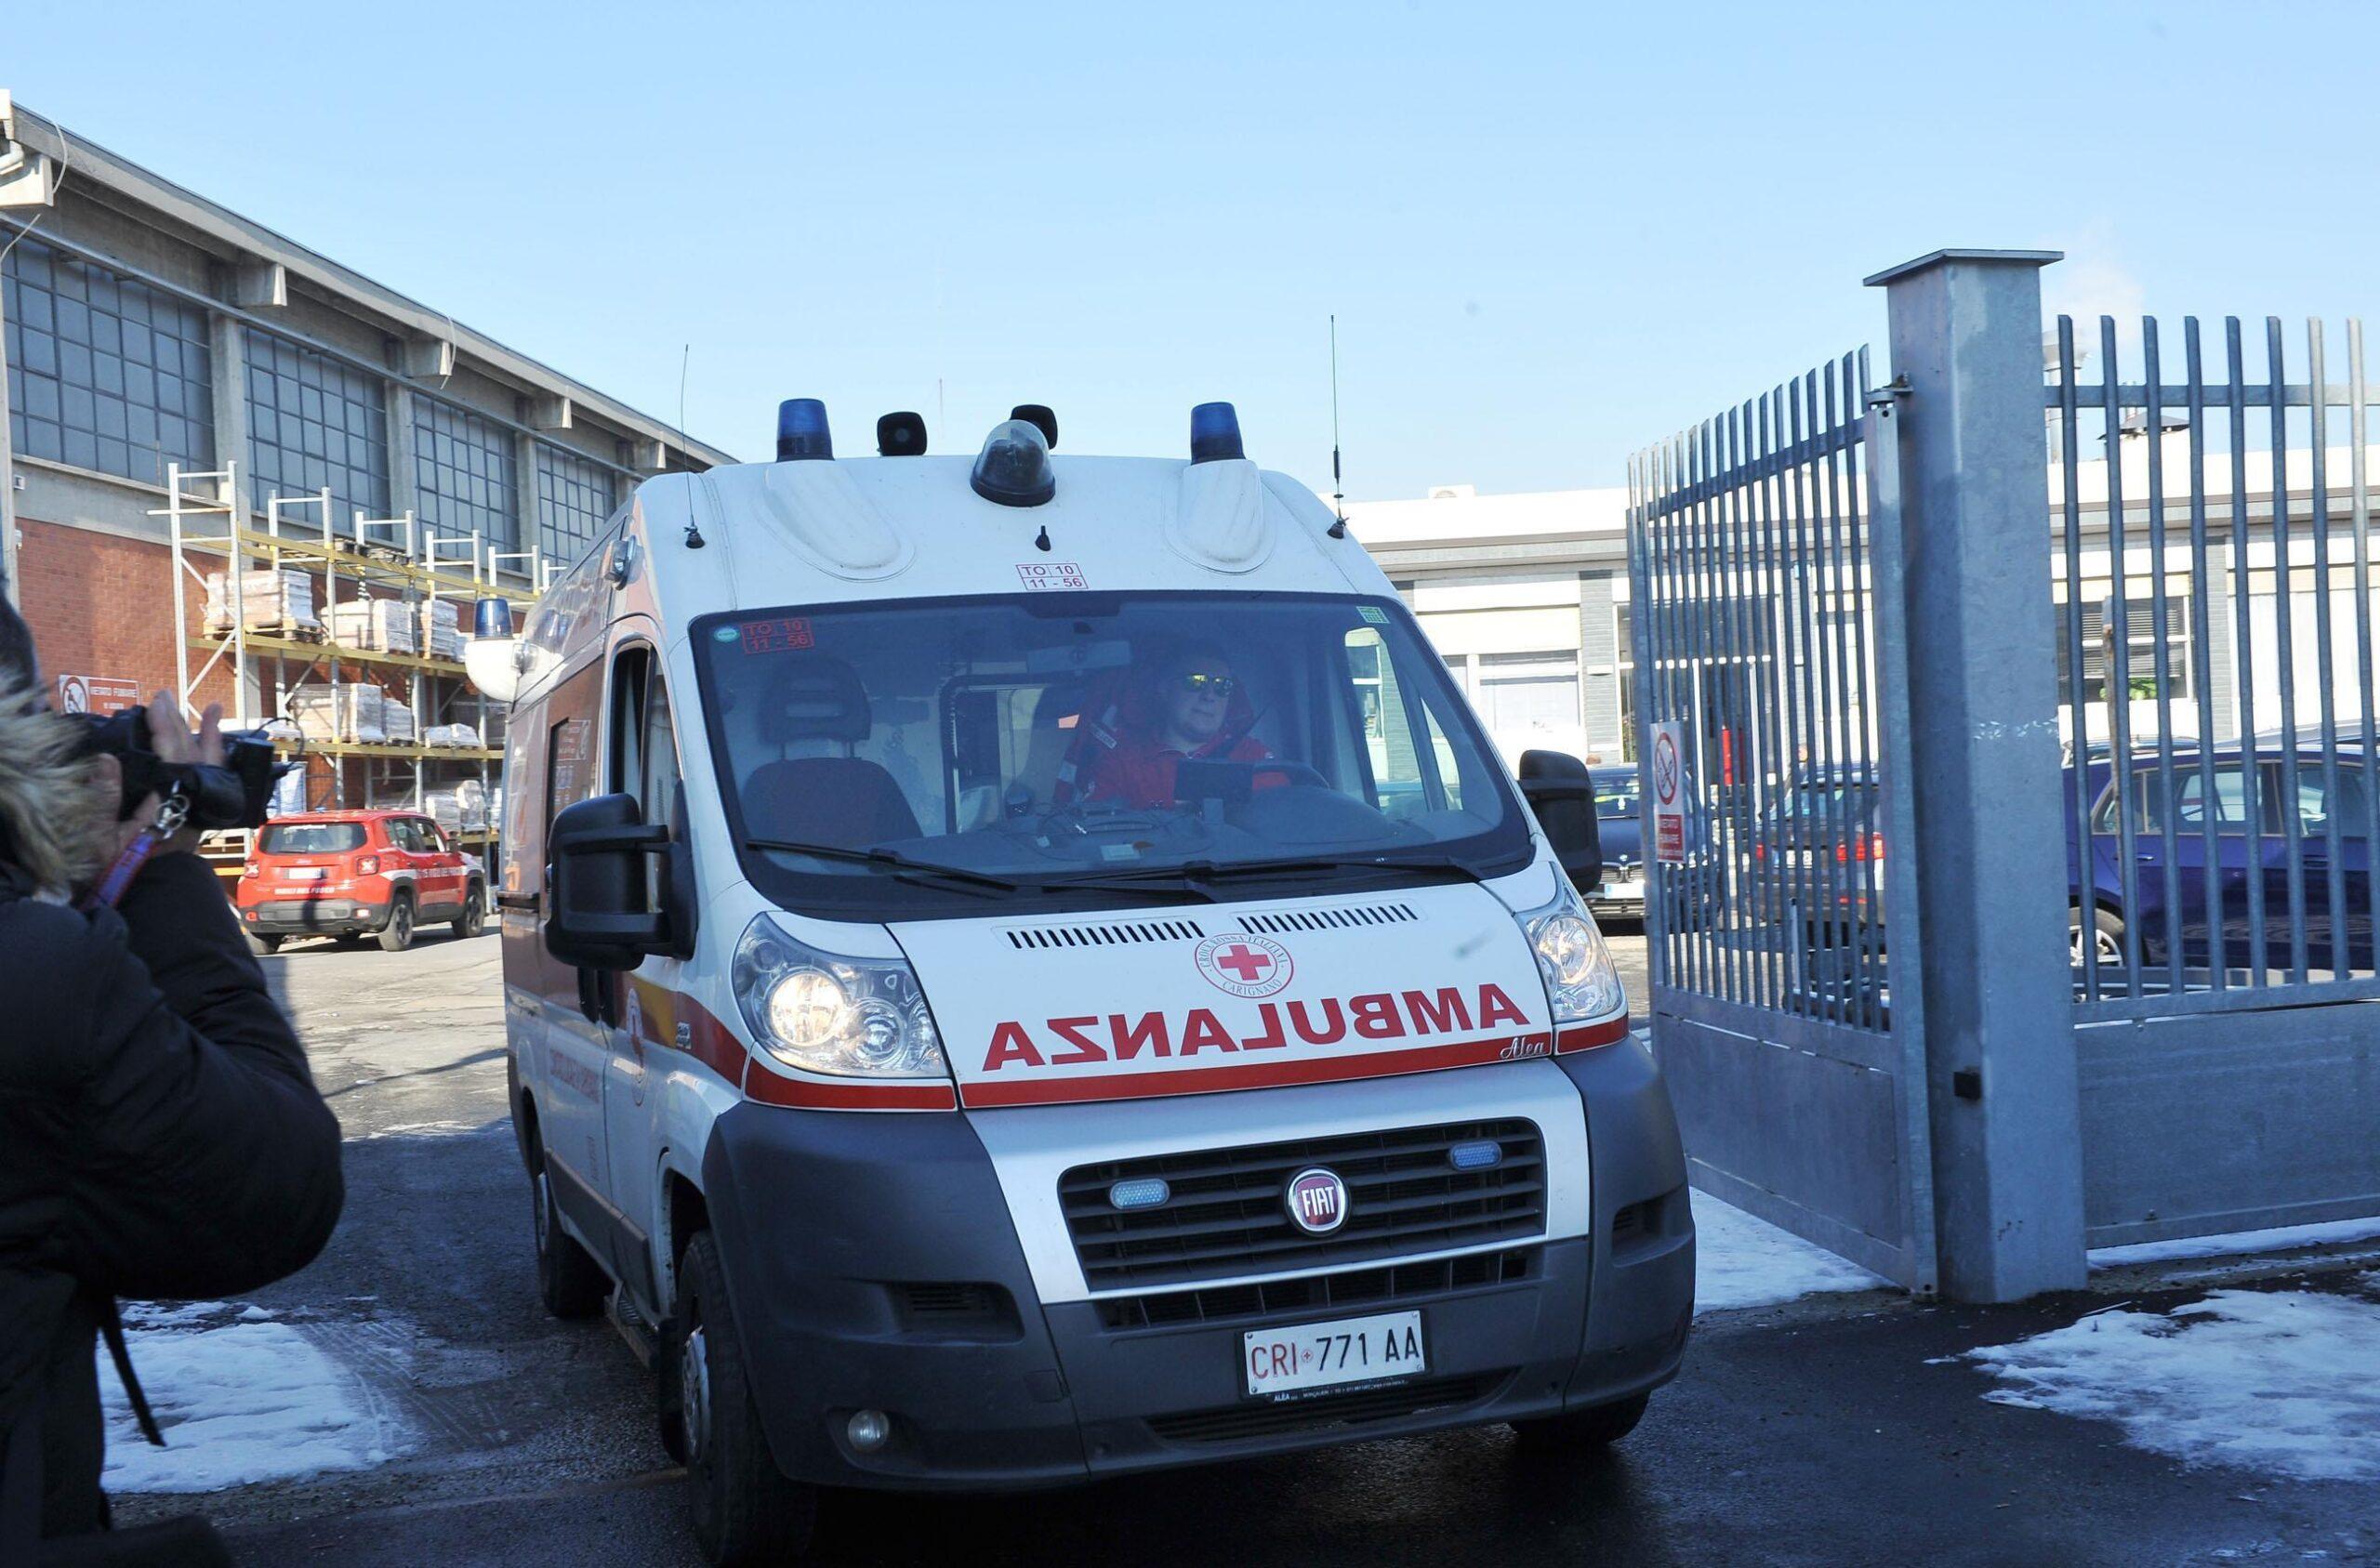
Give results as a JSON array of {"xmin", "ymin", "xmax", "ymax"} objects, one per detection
[
  {"xmin": 971, "ymin": 418, "xmax": 1057, "ymax": 508},
  {"xmin": 1189, "ymin": 402, "xmax": 1243, "ymax": 464},
  {"xmin": 1448, "ymin": 1140, "xmax": 1503, "ymax": 1171},
  {"xmin": 877, "ymin": 411, "xmax": 928, "ymax": 456},
  {"xmin": 776, "ymin": 398, "xmax": 833, "ymax": 461},
  {"xmin": 1109, "ymin": 1178, "xmax": 1170, "ymax": 1210}
]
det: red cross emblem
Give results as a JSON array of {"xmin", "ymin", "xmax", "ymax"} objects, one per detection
[
  {"xmin": 1214, "ymin": 943, "xmax": 1274, "ymax": 982},
  {"xmin": 1195, "ymin": 934, "xmax": 1293, "ymax": 997}
]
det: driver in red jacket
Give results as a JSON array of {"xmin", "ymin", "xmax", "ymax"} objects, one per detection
[{"xmin": 1081, "ymin": 644, "xmax": 1275, "ymax": 810}]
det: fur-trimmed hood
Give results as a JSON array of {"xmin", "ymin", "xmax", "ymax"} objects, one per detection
[{"xmin": 0, "ymin": 671, "xmax": 102, "ymax": 895}]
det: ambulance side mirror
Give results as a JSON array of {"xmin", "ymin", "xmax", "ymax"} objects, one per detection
[
  {"xmin": 1518, "ymin": 750, "xmax": 1604, "ymax": 894},
  {"xmin": 548, "ymin": 793, "xmax": 676, "ymax": 970}
]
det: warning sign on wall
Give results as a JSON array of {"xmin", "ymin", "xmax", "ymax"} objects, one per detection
[
  {"xmin": 56, "ymin": 674, "xmax": 142, "ymax": 717},
  {"xmin": 1651, "ymin": 720, "xmax": 1687, "ymax": 863}
]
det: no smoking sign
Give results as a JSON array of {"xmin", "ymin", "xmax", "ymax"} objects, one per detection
[{"xmin": 1651, "ymin": 721, "xmax": 1686, "ymax": 864}]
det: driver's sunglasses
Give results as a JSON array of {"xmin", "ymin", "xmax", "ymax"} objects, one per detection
[{"xmin": 1178, "ymin": 672, "xmax": 1237, "ymax": 697}]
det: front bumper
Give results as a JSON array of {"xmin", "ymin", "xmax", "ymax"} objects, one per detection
[
  {"xmin": 699, "ymin": 1038, "xmax": 1694, "ymax": 1492},
  {"xmin": 239, "ymin": 895, "xmax": 392, "ymax": 935}
]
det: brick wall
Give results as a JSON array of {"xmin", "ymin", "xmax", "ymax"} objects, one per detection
[{"xmin": 13, "ymin": 516, "xmax": 238, "ymax": 712}]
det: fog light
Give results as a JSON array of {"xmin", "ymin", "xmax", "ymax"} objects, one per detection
[{"xmin": 847, "ymin": 1409, "xmax": 891, "ymax": 1452}]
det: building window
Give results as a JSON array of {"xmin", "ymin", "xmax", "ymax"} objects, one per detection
[
  {"xmin": 1616, "ymin": 601, "xmax": 1637, "ymax": 760},
  {"xmin": 245, "ymin": 328, "xmax": 389, "ymax": 524},
  {"xmin": 1477, "ymin": 651, "xmax": 1583, "ymax": 748},
  {"xmin": 415, "ymin": 396, "xmax": 518, "ymax": 550},
  {"xmin": 535, "ymin": 441, "xmax": 615, "ymax": 569},
  {"xmin": 2056, "ymin": 597, "xmax": 2193, "ymax": 709},
  {"xmin": 3, "ymin": 236, "xmax": 215, "ymax": 486}
]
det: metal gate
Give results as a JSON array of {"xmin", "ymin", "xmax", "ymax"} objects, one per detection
[
  {"xmin": 2050, "ymin": 312, "xmax": 2380, "ymax": 1246},
  {"xmin": 1627, "ymin": 351, "xmax": 1937, "ymax": 1292}
]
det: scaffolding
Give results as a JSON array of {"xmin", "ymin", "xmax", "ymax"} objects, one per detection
[{"xmin": 156, "ymin": 460, "xmax": 543, "ymax": 877}]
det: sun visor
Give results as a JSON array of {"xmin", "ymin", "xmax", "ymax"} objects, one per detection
[
  {"xmin": 752, "ymin": 460, "xmax": 914, "ymax": 580},
  {"xmin": 1165, "ymin": 457, "xmax": 1273, "ymax": 573}
]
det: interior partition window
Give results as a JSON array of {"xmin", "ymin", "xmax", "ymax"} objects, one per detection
[
  {"xmin": 4, "ymin": 236, "xmax": 215, "ymax": 486},
  {"xmin": 535, "ymin": 441, "xmax": 616, "ymax": 570},
  {"xmin": 415, "ymin": 396, "xmax": 518, "ymax": 551},
  {"xmin": 245, "ymin": 328, "xmax": 390, "ymax": 525}
]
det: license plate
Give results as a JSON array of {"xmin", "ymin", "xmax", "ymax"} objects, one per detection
[
  {"xmin": 282, "ymin": 867, "xmax": 326, "ymax": 880},
  {"xmin": 1598, "ymin": 878, "xmax": 1645, "ymax": 901},
  {"xmin": 1242, "ymin": 1310, "xmax": 1426, "ymax": 1400}
]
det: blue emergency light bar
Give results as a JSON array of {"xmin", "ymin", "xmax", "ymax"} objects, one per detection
[
  {"xmin": 777, "ymin": 398, "xmax": 833, "ymax": 461},
  {"xmin": 1189, "ymin": 402, "xmax": 1244, "ymax": 464}
]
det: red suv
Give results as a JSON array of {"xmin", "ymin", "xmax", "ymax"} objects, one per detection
[{"xmin": 235, "ymin": 809, "xmax": 486, "ymax": 955}]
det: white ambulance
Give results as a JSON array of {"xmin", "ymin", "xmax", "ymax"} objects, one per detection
[{"xmin": 472, "ymin": 402, "xmax": 1693, "ymax": 1565}]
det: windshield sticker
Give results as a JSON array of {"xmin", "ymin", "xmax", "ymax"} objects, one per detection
[
  {"xmin": 1015, "ymin": 562, "xmax": 1090, "ymax": 591},
  {"xmin": 739, "ymin": 617, "xmax": 815, "ymax": 653},
  {"xmin": 1358, "ymin": 604, "xmax": 1389, "ymax": 624}
]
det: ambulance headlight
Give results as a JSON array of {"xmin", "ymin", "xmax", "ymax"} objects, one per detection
[
  {"xmin": 734, "ymin": 914, "xmax": 947, "ymax": 1079},
  {"xmin": 1521, "ymin": 883, "xmax": 1625, "ymax": 1025}
]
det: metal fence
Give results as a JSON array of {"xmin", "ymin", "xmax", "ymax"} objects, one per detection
[{"xmin": 2053, "ymin": 315, "xmax": 2380, "ymax": 1019}]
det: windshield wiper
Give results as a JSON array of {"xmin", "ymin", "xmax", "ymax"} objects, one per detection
[
  {"xmin": 742, "ymin": 837, "xmax": 1198, "ymax": 902},
  {"xmin": 1056, "ymin": 850, "xmax": 1494, "ymax": 894},
  {"xmin": 742, "ymin": 837, "xmax": 1032, "ymax": 897}
]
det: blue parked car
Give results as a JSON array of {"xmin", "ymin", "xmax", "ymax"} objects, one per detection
[{"xmin": 2068, "ymin": 738, "xmax": 2373, "ymax": 975}]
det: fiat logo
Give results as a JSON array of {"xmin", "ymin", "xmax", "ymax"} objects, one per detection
[{"xmin": 1285, "ymin": 1167, "xmax": 1349, "ymax": 1235}]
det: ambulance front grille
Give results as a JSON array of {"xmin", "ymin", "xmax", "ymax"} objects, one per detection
[
  {"xmin": 1097, "ymin": 1247, "xmax": 1535, "ymax": 1332},
  {"xmin": 1059, "ymin": 1119, "xmax": 1545, "ymax": 1291}
]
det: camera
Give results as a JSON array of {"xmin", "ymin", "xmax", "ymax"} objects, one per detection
[{"xmin": 66, "ymin": 707, "xmax": 296, "ymax": 831}]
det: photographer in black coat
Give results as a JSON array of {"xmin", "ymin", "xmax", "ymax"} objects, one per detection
[{"xmin": 0, "ymin": 586, "xmax": 343, "ymax": 1564}]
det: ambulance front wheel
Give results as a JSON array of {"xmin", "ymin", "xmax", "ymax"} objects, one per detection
[
  {"xmin": 677, "ymin": 1231, "xmax": 819, "ymax": 1566},
  {"xmin": 1509, "ymin": 1390, "xmax": 1650, "ymax": 1454}
]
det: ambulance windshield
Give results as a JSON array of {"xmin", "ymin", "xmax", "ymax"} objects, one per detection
[{"xmin": 693, "ymin": 591, "xmax": 1535, "ymax": 916}]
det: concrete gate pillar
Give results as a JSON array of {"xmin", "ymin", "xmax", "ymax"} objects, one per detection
[{"xmin": 1865, "ymin": 250, "xmax": 2088, "ymax": 1301}]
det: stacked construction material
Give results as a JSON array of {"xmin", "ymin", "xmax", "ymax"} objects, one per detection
[
  {"xmin": 326, "ymin": 598, "xmax": 419, "ymax": 654},
  {"xmin": 286, "ymin": 685, "xmax": 388, "ymax": 744},
  {"xmin": 205, "ymin": 569, "xmax": 320, "ymax": 636},
  {"xmin": 424, "ymin": 779, "xmax": 490, "ymax": 835},
  {"xmin": 419, "ymin": 600, "xmax": 464, "ymax": 661},
  {"xmin": 423, "ymin": 722, "xmax": 484, "ymax": 749},
  {"xmin": 378, "ymin": 697, "xmax": 418, "ymax": 744}
]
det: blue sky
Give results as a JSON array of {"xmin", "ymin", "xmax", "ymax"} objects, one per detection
[{"xmin": 11, "ymin": 1, "xmax": 2377, "ymax": 496}]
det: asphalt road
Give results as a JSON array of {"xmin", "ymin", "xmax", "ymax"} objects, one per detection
[{"xmin": 109, "ymin": 922, "xmax": 2379, "ymax": 1568}]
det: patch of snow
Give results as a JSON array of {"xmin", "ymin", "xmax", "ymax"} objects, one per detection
[
  {"xmin": 1692, "ymin": 1192, "xmax": 1889, "ymax": 1315},
  {"xmin": 2087, "ymin": 1218, "xmax": 2380, "ymax": 1270},
  {"xmin": 1966, "ymin": 1289, "xmax": 2380, "ymax": 1482},
  {"xmin": 99, "ymin": 1303, "xmax": 409, "ymax": 1493}
]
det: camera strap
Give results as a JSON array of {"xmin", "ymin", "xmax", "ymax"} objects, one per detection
[{"xmin": 83, "ymin": 794, "xmax": 191, "ymax": 911}]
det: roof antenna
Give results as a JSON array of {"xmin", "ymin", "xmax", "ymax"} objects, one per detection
[{"xmin": 1327, "ymin": 315, "xmax": 1350, "ymax": 539}]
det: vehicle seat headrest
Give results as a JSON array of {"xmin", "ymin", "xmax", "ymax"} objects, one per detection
[{"xmin": 759, "ymin": 657, "xmax": 871, "ymax": 744}]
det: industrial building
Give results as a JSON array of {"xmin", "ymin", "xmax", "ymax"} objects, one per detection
[
  {"xmin": 0, "ymin": 90, "xmax": 729, "ymax": 836},
  {"xmin": 1347, "ymin": 426, "xmax": 2380, "ymax": 777}
]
